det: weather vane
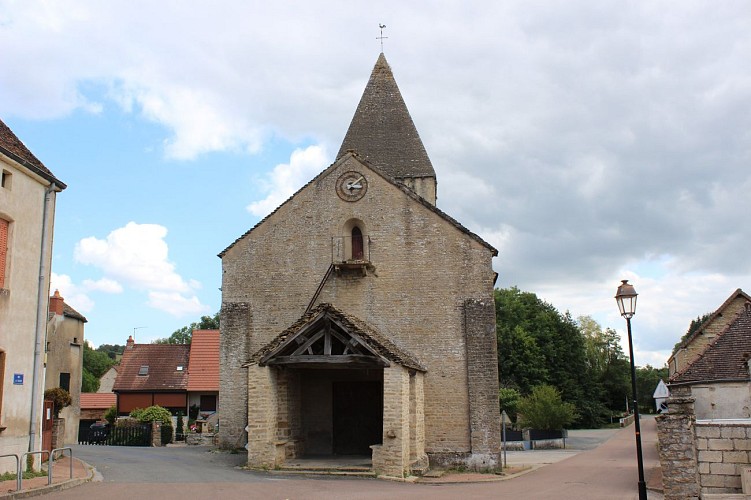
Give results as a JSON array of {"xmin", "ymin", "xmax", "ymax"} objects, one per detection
[{"xmin": 377, "ymin": 23, "xmax": 388, "ymax": 52}]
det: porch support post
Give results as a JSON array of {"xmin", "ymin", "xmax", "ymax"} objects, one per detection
[
  {"xmin": 409, "ymin": 371, "xmax": 428, "ymax": 471},
  {"xmin": 373, "ymin": 365, "xmax": 411, "ymax": 478},
  {"xmin": 246, "ymin": 365, "xmax": 278, "ymax": 469}
]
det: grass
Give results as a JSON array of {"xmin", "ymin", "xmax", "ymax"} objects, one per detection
[{"xmin": 0, "ymin": 469, "xmax": 48, "ymax": 481}]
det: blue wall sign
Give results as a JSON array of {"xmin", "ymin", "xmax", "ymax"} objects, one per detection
[{"xmin": 13, "ymin": 373, "xmax": 23, "ymax": 385}]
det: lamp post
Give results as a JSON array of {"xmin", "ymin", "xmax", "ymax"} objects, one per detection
[{"xmin": 615, "ymin": 279, "xmax": 647, "ymax": 500}]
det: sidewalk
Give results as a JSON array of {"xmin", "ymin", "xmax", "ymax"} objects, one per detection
[{"xmin": 0, "ymin": 455, "xmax": 93, "ymax": 499}]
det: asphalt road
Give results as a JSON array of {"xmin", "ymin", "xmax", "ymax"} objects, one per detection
[{"xmin": 46, "ymin": 418, "xmax": 661, "ymax": 499}]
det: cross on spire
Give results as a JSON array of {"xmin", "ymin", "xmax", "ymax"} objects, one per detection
[{"xmin": 377, "ymin": 23, "xmax": 388, "ymax": 52}]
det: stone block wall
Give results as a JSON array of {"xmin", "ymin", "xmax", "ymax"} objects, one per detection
[
  {"xmin": 695, "ymin": 421, "xmax": 751, "ymax": 494},
  {"xmin": 218, "ymin": 301, "xmax": 251, "ymax": 449},
  {"xmin": 246, "ymin": 365, "xmax": 278, "ymax": 468},
  {"xmin": 656, "ymin": 385, "xmax": 751, "ymax": 498},
  {"xmin": 373, "ymin": 365, "xmax": 411, "ymax": 478},
  {"xmin": 464, "ymin": 298, "xmax": 501, "ymax": 470}
]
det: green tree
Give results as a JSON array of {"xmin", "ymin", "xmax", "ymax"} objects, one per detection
[
  {"xmin": 82, "ymin": 343, "xmax": 116, "ymax": 392},
  {"xmin": 578, "ymin": 316, "xmax": 631, "ymax": 416},
  {"xmin": 517, "ymin": 384, "xmax": 578, "ymax": 430},
  {"xmin": 495, "ymin": 288, "xmax": 590, "ymax": 424},
  {"xmin": 130, "ymin": 405, "xmax": 173, "ymax": 422},
  {"xmin": 499, "ymin": 387, "xmax": 521, "ymax": 423},
  {"xmin": 636, "ymin": 365, "xmax": 669, "ymax": 414},
  {"xmin": 153, "ymin": 312, "xmax": 220, "ymax": 344},
  {"xmin": 96, "ymin": 344, "xmax": 125, "ymax": 360},
  {"xmin": 672, "ymin": 313, "xmax": 712, "ymax": 354},
  {"xmin": 81, "ymin": 370, "xmax": 100, "ymax": 392}
]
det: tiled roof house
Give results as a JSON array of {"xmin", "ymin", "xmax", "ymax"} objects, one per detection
[
  {"xmin": 113, "ymin": 331, "xmax": 220, "ymax": 417},
  {"xmin": 187, "ymin": 330, "xmax": 220, "ymax": 415},
  {"xmin": 669, "ymin": 293, "xmax": 751, "ymax": 419}
]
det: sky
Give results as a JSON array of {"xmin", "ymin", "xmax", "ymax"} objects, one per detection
[{"xmin": 2, "ymin": 1, "xmax": 750, "ymax": 367}]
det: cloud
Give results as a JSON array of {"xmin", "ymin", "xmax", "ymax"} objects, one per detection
[
  {"xmin": 73, "ymin": 222, "xmax": 207, "ymax": 316},
  {"xmin": 3, "ymin": 1, "xmax": 751, "ymax": 362},
  {"xmin": 246, "ymin": 145, "xmax": 329, "ymax": 217},
  {"xmin": 147, "ymin": 291, "xmax": 208, "ymax": 317},
  {"xmin": 50, "ymin": 273, "xmax": 96, "ymax": 313}
]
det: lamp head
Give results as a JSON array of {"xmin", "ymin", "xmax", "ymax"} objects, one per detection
[{"xmin": 615, "ymin": 279, "xmax": 638, "ymax": 319}]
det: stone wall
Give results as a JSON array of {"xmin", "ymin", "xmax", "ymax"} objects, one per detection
[
  {"xmin": 656, "ymin": 388, "xmax": 700, "ymax": 499},
  {"xmin": 656, "ymin": 385, "xmax": 751, "ymax": 498},
  {"xmin": 218, "ymin": 301, "xmax": 251, "ymax": 449},
  {"xmin": 464, "ymin": 298, "xmax": 501, "ymax": 470}
]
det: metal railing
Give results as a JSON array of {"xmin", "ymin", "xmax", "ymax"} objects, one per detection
[
  {"xmin": 19, "ymin": 450, "xmax": 49, "ymax": 490},
  {"xmin": 49, "ymin": 447, "xmax": 73, "ymax": 485},
  {"xmin": 0, "ymin": 453, "xmax": 21, "ymax": 492}
]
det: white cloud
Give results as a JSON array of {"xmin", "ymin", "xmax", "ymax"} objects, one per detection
[
  {"xmin": 147, "ymin": 291, "xmax": 209, "ymax": 317},
  {"xmin": 3, "ymin": 1, "xmax": 751, "ymax": 362},
  {"xmin": 73, "ymin": 222, "xmax": 207, "ymax": 316},
  {"xmin": 247, "ymin": 145, "xmax": 329, "ymax": 217},
  {"xmin": 82, "ymin": 278, "xmax": 123, "ymax": 294},
  {"xmin": 50, "ymin": 273, "xmax": 95, "ymax": 313}
]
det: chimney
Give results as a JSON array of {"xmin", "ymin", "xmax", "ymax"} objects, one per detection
[
  {"xmin": 49, "ymin": 290, "xmax": 64, "ymax": 316},
  {"xmin": 126, "ymin": 335, "xmax": 135, "ymax": 349}
]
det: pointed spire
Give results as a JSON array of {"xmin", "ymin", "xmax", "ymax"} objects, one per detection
[{"xmin": 337, "ymin": 54, "xmax": 435, "ymax": 180}]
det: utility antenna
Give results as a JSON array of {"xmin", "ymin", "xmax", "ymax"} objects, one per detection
[
  {"xmin": 377, "ymin": 23, "xmax": 388, "ymax": 52},
  {"xmin": 133, "ymin": 326, "xmax": 146, "ymax": 342}
]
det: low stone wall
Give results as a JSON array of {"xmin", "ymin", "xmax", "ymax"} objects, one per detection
[
  {"xmin": 695, "ymin": 420, "xmax": 751, "ymax": 494},
  {"xmin": 656, "ymin": 385, "xmax": 751, "ymax": 499}
]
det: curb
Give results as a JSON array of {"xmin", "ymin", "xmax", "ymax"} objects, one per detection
[{"xmin": 0, "ymin": 459, "xmax": 95, "ymax": 500}]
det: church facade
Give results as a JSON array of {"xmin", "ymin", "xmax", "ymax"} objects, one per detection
[{"xmin": 219, "ymin": 54, "xmax": 500, "ymax": 477}]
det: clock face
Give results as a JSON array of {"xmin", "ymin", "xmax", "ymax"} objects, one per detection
[{"xmin": 336, "ymin": 171, "xmax": 368, "ymax": 202}]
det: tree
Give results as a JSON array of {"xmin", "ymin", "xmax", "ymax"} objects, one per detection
[
  {"xmin": 517, "ymin": 384, "xmax": 578, "ymax": 430},
  {"xmin": 578, "ymin": 316, "xmax": 631, "ymax": 415},
  {"xmin": 82, "ymin": 343, "xmax": 116, "ymax": 392},
  {"xmin": 636, "ymin": 365, "xmax": 669, "ymax": 413},
  {"xmin": 499, "ymin": 387, "xmax": 521, "ymax": 423},
  {"xmin": 96, "ymin": 344, "xmax": 126, "ymax": 360},
  {"xmin": 154, "ymin": 312, "xmax": 220, "ymax": 344},
  {"xmin": 672, "ymin": 313, "xmax": 712, "ymax": 354},
  {"xmin": 495, "ymin": 288, "xmax": 590, "ymax": 423}
]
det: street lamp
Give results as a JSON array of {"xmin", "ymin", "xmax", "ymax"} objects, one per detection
[{"xmin": 615, "ymin": 279, "xmax": 647, "ymax": 500}]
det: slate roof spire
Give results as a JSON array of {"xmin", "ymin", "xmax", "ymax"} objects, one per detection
[{"xmin": 337, "ymin": 53, "xmax": 436, "ymax": 181}]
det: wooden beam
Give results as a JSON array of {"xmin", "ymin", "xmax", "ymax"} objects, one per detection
[{"xmin": 265, "ymin": 354, "xmax": 388, "ymax": 368}]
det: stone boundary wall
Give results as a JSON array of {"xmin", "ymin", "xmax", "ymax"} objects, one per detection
[
  {"xmin": 656, "ymin": 385, "xmax": 751, "ymax": 498},
  {"xmin": 695, "ymin": 420, "xmax": 751, "ymax": 494}
]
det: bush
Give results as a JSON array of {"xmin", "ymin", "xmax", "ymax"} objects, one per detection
[
  {"xmin": 176, "ymin": 411, "xmax": 184, "ymax": 441},
  {"xmin": 104, "ymin": 405, "xmax": 117, "ymax": 425},
  {"xmin": 517, "ymin": 384, "xmax": 578, "ymax": 430},
  {"xmin": 161, "ymin": 423, "xmax": 174, "ymax": 444},
  {"xmin": 44, "ymin": 387, "xmax": 72, "ymax": 417},
  {"xmin": 130, "ymin": 405, "xmax": 172, "ymax": 423}
]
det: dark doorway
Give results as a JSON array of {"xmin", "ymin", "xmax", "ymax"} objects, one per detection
[
  {"xmin": 332, "ymin": 381, "xmax": 382, "ymax": 455},
  {"xmin": 351, "ymin": 227, "xmax": 364, "ymax": 260}
]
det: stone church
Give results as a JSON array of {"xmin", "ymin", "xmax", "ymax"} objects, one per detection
[{"xmin": 219, "ymin": 53, "xmax": 500, "ymax": 477}]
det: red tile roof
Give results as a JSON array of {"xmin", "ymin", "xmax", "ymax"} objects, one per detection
[
  {"xmin": 187, "ymin": 330, "xmax": 220, "ymax": 391},
  {"xmin": 114, "ymin": 344, "xmax": 190, "ymax": 392},
  {"xmin": 80, "ymin": 393, "xmax": 116, "ymax": 410}
]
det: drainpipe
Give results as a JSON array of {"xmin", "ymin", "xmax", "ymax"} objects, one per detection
[{"xmin": 29, "ymin": 182, "xmax": 57, "ymax": 452}]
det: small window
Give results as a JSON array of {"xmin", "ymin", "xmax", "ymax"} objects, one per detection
[
  {"xmin": 1, "ymin": 170, "xmax": 10, "ymax": 190},
  {"xmin": 176, "ymin": 365, "xmax": 184, "ymax": 371},
  {"xmin": 138, "ymin": 365, "xmax": 149, "ymax": 376},
  {"xmin": 59, "ymin": 372, "xmax": 70, "ymax": 393}
]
